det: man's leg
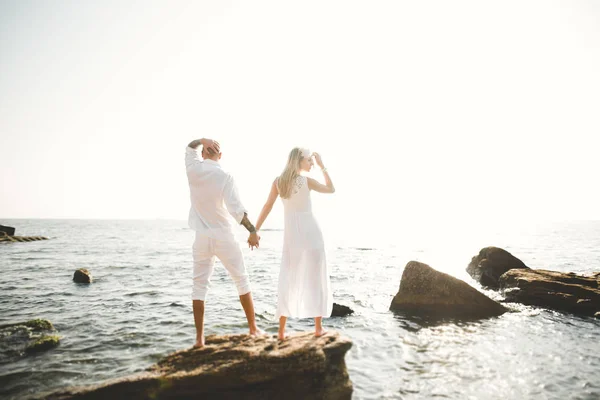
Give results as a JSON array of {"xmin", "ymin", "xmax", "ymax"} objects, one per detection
[
  {"xmin": 239, "ymin": 291, "xmax": 260, "ymax": 335},
  {"xmin": 193, "ymin": 300, "xmax": 205, "ymax": 347},
  {"xmin": 192, "ymin": 234, "xmax": 215, "ymax": 347},
  {"xmin": 216, "ymin": 237, "xmax": 262, "ymax": 335}
]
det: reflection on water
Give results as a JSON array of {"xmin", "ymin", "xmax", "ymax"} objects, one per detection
[{"xmin": 0, "ymin": 219, "xmax": 599, "ymax": 399}]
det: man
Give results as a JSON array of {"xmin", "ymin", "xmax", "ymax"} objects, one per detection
[{"xmin": 185, "ymin": 138, "xmax": 262, "ymax": 347}]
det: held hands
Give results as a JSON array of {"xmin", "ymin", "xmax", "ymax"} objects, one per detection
[
  {"xmin": 313, "ymin": 152, "xmax": 325, "ymax": 170},
  {"xmin": 247, "ymin": 232, "xmax": 260, "ymax": 250}
]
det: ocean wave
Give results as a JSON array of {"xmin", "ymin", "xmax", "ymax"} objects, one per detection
[{"xmin": 124, "ymin": 291, "xmax": 161, "ymax": 297}]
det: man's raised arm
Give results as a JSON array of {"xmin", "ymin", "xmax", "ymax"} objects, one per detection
[
  {"xmin": 186, "ymin": 138, "xmax": 220, "ymax": 168},
  {"xmin": 188, "ymin": 138, "xmax": 220, "ymax": 151}
]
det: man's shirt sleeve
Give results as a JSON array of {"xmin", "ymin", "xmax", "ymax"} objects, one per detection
[
  {"xmin": 185, "ymin": 147, "xmax": 202, "ymax": 169},
  {"xmin": 223, "ymin": 174, "xmax": 247, "ymax": 224}
]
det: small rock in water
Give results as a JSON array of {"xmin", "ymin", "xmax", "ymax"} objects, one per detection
[
  {"xmin": 331, "ymin": 303, "xmax": 354, "ymax": 317},
  {"xmin": 24, "ymin": 319, "xmax": 54, "ymax": 331},
  {"xmin": 0, "ymin": 318, "xmax": 58, "ymax": 359},
  {"xmin": 73, "ymin": 268, "xmax": 92, "ymax": 283},
  {"xmin": 0, "ymin": 318, "xmax": 54, "ymax": 331},
  {"xmin": 25, "ymin": 335, "xmax": 60, "ymax": 354}
]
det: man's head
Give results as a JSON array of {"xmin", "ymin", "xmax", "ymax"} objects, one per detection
[{"xmin": 202, "ymin": 145, "xmax": 222, "ymax": 161}]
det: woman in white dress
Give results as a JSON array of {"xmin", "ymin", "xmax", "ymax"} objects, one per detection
[{"xmin": 254, "ymin": 148, "xmax": 335, "ymax": 340}]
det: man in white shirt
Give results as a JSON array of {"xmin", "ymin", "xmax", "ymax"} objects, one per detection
[{"xmin": 185, "ymin": 138, "xmax": 262, "ymax": 347}]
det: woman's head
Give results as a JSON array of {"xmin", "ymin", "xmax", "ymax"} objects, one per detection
[
  {"xmin": 298, "ymin": 148, "xmax": 314, "ymax": 172},
  {"xmin": 284, "ymin": 147, "xmax": 313, "ymax": 173},
  {"xmin": 278, "ymin": 147, "xmax": 312, "ymax": 199}
]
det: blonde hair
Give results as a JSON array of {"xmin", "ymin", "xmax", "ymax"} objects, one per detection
[{"xmin": 278, "ymin": 147, "xmax": 309, "ymax": 199}]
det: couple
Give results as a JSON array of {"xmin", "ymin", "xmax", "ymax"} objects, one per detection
[{"xmin": 185, "ymin": 138, "xmax": 335, "ymax": 347}]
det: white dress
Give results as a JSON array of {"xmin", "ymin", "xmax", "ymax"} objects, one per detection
[{"xmin": 276, "ymin": 175, "xmax": 333, "ymax": 318}]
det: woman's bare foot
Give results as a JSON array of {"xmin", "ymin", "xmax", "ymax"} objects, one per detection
[
  {"xmin": 278, "ymin": 332, "xmax": 289, "ymax": 341},
  {"xmin": 194, "ymin": 336, "xmax": 205, "ymax": 348},
  {"xmin": 315, "ymin": 328, "xmax": 328, "ymax": 337},
  {"xmin": 278, "ymin": 316, "xmax": 288, "ymax": 341}
]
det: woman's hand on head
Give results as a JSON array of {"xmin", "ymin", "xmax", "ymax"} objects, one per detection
[{"xmin": 313, "ymin": 152, "xmax": 325, "ymax": 169}]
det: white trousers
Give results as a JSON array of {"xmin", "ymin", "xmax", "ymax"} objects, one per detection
[{"xmin": 191, "ymin": 232, "xmax": 251, "ymax": 301}]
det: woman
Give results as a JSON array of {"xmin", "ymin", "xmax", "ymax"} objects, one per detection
[{"xmin": 254, "ymin": 148, "xmax": 335, "ymax": 340}]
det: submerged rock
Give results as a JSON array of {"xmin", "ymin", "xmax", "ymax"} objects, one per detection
[
  {"xmin": 39, "ymin": 331, "xmax": 353, "ymax": 400},
  {"xmin": 467, "ymin": 247, "xmax": 530, "ymax": 289},
  {"xmin": 26, "ymin": 335, "xmax": 60, "ymax": 354},
  {"xmin": 390, "ymin": 261, "xmax": 507, "ymax": 319},
  {"xmin": 499, "ymin": 269, "xmax": 600, "ymax": 317},
  {"xmin": 331, "ymin": 303, "xmax": 354, "ymax": 317},
  {"xmin": 73, "ymin": 269, "xmax": 92, "ymax": 283},
  {"xmin": 0, "ymin": 318, "xmax": 54, "ymax": 331},
  {"xmin": 0, "ymin": 319, "xmax": 58, "ymax": 360}
]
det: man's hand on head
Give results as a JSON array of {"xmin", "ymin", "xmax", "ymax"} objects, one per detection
[
  {"xmin": 201, "ymin": 139, "xmax": 220, "ymax": 154},
  {"xmin": 188, "ymin": 138, "xmax": 220, "ymax": 153}
]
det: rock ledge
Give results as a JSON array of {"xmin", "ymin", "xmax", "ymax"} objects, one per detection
[{"xmin": 39, "ymin": 331, "xmax": 353, "ymax": 400}]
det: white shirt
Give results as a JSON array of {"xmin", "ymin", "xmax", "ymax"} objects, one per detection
[{"xmin": 185, "ymin": 147, "xmax": 247, "ymax": 239}]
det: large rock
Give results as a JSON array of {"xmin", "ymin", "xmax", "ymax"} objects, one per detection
[
  {"xmin": 39, "ymin": 331, "xmax": 353, "ymax": 400},
  {"xmin": 390, "ymin": 261, "xmax": 507, "ymax": 319},
  {"xmin": 73, "ymin": 269, "xmax": 92, "ymax": 283},
  {"xmin": 499, "ymin": 269, "xmax": 600, "ymax": 317},
  {"xmin": 467, "ymin": 247, "xmax": 530, "ymax": 288}
]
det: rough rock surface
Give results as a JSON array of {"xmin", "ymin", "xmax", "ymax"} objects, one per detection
[
  {"xmin": 390, "ymin": 261, "xmax": 507, "ymax": 319},
  {"xmin": 39, "ymin": 331, "xmax": 353, "ymax": 400},
  {"xmin": 26, "ymin": 335, "xmax": 60, "ymax": 354},
  {"xmin": 499, "ymin": 269, "xmax": 600, "ymax": 317}
]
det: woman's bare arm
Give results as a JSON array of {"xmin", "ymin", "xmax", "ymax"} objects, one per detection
[
  {"xmin": 308, "ymin": 152, "xmax": 335, "ymax": 193},
  {"xmin": 307, "ymin": 175, "xmax": 335, "ymax": 193},
  {"xmin": 255, "ymin": 179, "xmax": 280, "ymax": 231}
]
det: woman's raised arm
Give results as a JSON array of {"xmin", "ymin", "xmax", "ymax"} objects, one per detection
[{"xmin": 307, "ymin": 152, "xmax": 335, "ymax": 194}]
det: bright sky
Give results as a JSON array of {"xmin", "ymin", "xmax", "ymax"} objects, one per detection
[{"xmin": 2, "ymin": 1, "xmax": 600, "ymax": 231}]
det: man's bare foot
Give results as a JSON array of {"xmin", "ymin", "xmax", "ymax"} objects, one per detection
[
  {"xmin": 249, "ymin": 328, "xmax": 267, "ymax": 337},
  {"xmin": 278, "ymin": 332, "xmax": 289, "ymax": 341},
  {"xmin": 315, "ymin": 329, "xmax": 328, "ymax": 337},
  {"xmin": 194, "ymin": 336, "xmax": 205, "ymax": 348}
]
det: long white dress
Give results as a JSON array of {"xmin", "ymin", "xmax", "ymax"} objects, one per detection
[{"xmin": 276, "ymin": 175, "xmax": 333, "ymax": 318}]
